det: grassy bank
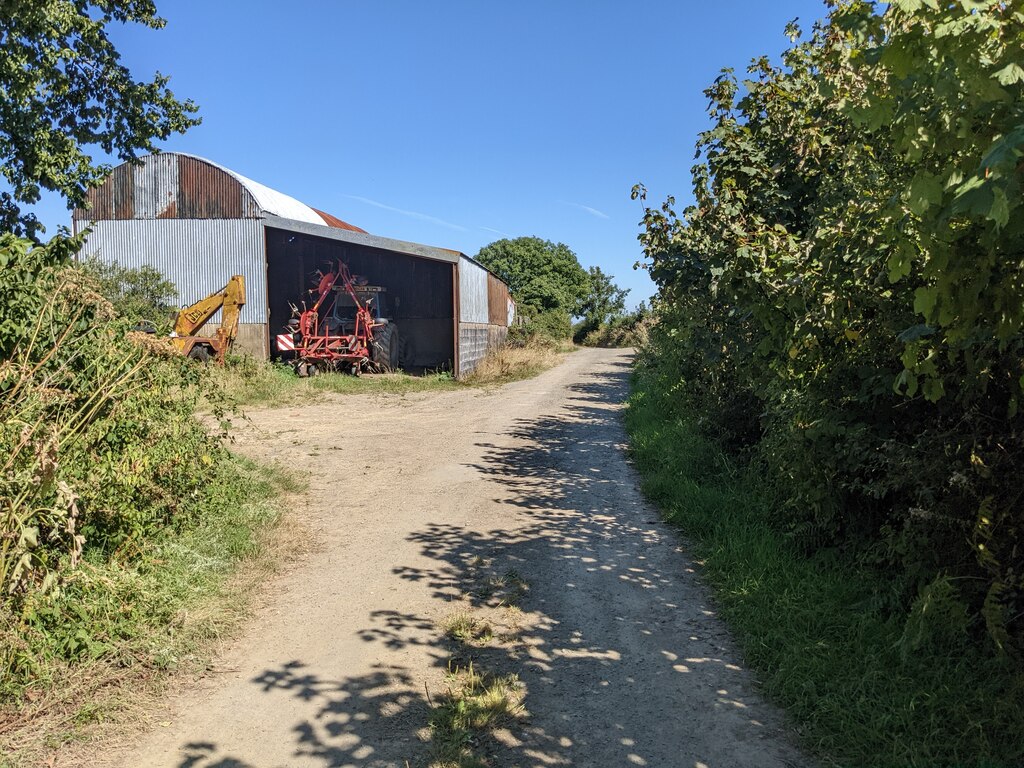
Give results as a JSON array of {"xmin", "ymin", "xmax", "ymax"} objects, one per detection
[
  {"xmin": 209, "ymin": 358, "xmax": 459, "ymax": 408},
  {"xmin": 214, "ymin": 338, "xmax": 571, "ymax": 408},
  {"xmin": 0, "ymin": 243, "xmax": 301, "ymax": 765},
  {"xmin": 0, "ymin": 455, "xmax": 296, "ymax": 765},
  {"xmin": 625, "ymin": 368, "xmax": 1024, "ymax": 768}
]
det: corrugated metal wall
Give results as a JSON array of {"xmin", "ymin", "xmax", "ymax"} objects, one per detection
[
  {"xmin": 459, "ymin": 324, "xmax": 489, "ymax": 375},
  {"xmin": 486, "ymin": 273, "xmax": 511, "ymax": 327},
  {"xmin": 458, "ymin": 257, "xmax": 513, "ymax": 375},
  {"xmin": 458, "ymin": 257, "xmax": 489, "ymax": 325},
  {"xmin": 77, "ymin": 219, "xmax": 267, "ymax": 323}
]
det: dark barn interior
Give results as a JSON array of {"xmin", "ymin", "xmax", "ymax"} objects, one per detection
[{"xmin": 265, "ymin": 227, "xmax": 456, "ymax": 370}]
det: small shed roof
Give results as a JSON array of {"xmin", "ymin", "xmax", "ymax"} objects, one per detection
[{"xmin": 264, "ymin": 214, "xmax": 464, "ymax": 264}]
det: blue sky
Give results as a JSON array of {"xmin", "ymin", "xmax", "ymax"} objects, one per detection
[{"xmin": 32, "ymin": 0, "xmax": 831, "ymax": 307}]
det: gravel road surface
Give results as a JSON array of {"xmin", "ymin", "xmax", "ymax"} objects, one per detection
[{"xmin": 96, "ymin": 347, "xmax": 808, "ymax": 768}]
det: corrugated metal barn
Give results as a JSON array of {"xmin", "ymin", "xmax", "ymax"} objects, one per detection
[{"xmin": 73, "ymin": 152, "xmax": 513, "ymax": 375}]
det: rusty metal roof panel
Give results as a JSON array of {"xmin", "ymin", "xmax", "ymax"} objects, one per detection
[
  {"xmin": 76, "ymin": 178, "xmax": 112, "ymax": 221},
  {"xmin": 131, "ymin": 152, "xmax": 178, "ymax": 219},
  {"xmin": 312, "ymin": 208, "xmax": 367, "ymax": 233},
  {"xmin": 73, "ymin": 153, "xmax": 363, "ymax": 231},
  {"xmin": 111, "ymin": 163, "xmax": 135, "ymax": 219},
  {"xmin": 179, "ymin": 154, "xmax": 325, "ymax": 225},
  {"xmin": 176, "ymin": 154, "xmax": 249, "ymax": 219}
]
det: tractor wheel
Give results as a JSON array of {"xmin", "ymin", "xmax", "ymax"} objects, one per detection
[
  {"xmin": 188, "ymin": 345, "xmax": 210, "ymax": 363},
  {"xmin": 389, "ymin": 326, "xmax": 401, "ymax": 369},
  {"xmin": 401, "ymin": 336, "xmax": 414, "ymax": 368},
  {"xmin": 372, "ymin": 324, "xmax": 401, "ymax": 371},
  {"xmin": 307, "ymin": 363, "xmax": 319, "ymax": 378}
]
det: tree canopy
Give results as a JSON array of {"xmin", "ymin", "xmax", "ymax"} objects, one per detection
[
  {"xmin": 475, "ymin": 236, "xmax": 590, "ymax": 317},
  {"xmin": 0, "ymin": 0, "xmax": 200, "ymax": 238},
  {"xmin": 578, "ymin": 266, "xmax": 628, "ymax": 330}
]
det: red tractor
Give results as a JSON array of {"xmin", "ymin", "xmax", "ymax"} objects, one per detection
[{"xmin": 277, "ymin": 260, "xmax": 401, "ymax": 376}]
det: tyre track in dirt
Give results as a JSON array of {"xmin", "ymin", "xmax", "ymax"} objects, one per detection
[{"xmin": 88, "ymin": 347, "xmax": 808, "ymax": 768}]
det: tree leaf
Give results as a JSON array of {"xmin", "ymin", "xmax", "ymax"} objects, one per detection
[
  {"xmin": 898, "ymin": 323, "xmax": 936, "ymax": 342},
  {"xmin": 994, "ymin": 63, "xmax": 1024, "ymax": 86},
  {"xmin": 908, "ymin": 173, "xmax": 943, "ymax": 216},
  {"xmin": 989, "ymin": 187, "xmax": 1010, "ymax": 229}
]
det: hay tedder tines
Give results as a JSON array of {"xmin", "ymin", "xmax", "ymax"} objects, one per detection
[{"xmin": 276, "ymin": 260, "xmax": 401, "ymax": 376}]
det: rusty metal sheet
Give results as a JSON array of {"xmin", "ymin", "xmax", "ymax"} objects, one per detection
[
  {"xmin": 111, "ymin": 163, "xmax": 134, "ymax": 219},
  {"xmin": 177, "ymin": 154, "xmax": 247, "ymax": 219},
  {"xmin": 487, "ymin": 273, "xmax": 509, "ymax": 327},
  {"xmin": 132, "ymin": 152, "xmax": 178, "ymax": 219},
  {"xmin": 75, "ymin": 180, "xmax": 112, "ymax": 221},
  {"xmin": 312, "ymin": 208, "xmax": 367, "ymax": 233}
]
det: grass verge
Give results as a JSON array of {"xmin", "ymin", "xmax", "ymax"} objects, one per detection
[
  {"xmin": 213, "ymin": 338, "xmax": 571, "ymax": 408},
  {"xmin": 459, "ymin": 339, "xmax": 565, "ymax": 387},
  {"xmin": 625, "ymin": 368, "xmax": 1024, "ymax": 768},
  {"xmin": 209, "ymin": 358, "xmax": 458, "ymax": 407},
  {"xmin": 0, "ymin": 454, "xmax": 298, "ymax": 766}
]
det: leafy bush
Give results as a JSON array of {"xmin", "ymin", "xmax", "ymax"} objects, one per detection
[
  {"xmin": 635, "ymin": 3, "xmax": 1024, "ymax": 655},
  {"xmin": 525, "ymin": 308, "xmax": 572, "ymax": 341},
  {"xmin": 579, "ymin": 304, "xmax": 652, "ymax": 348},
  {"xmin": 80, "ymin": 258, "xmax": 178, "ymax": 328},
  {"xmin": 0, "ymin": 234, "xmax": 233, "ymax": 695}
]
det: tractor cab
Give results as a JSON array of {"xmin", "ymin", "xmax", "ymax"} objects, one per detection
[
  {"xmin": 280, "ymin": 260, "xmax": 402, "ymax": 375},
  {"xmin": 329, "ymin": 285, "xmax": 388, "ymax": 333}
]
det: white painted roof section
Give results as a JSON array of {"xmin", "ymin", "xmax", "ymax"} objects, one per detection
[{"xmin": 175, "ymin": 152, "xmax": 326, "ymax": 226}]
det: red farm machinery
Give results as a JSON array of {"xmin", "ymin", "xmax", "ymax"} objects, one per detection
[{"xmin": 276, "ymin": 261, "xmax": 401, "ymax": 376}]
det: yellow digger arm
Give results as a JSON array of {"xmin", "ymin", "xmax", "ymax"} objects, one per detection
[
  {"xmin": 173, "ymin": 275, "xmax": 247, "ymax": 337},
  {"xmin": 219, "ymin": 275, "xmax": 246, "ymax": 347}
]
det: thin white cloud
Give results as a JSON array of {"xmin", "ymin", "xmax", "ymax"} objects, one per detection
[
  {"xmin": 560, "ymin": 200, "xmax": 610, "ymax": 220},
  {"xmin": 480, "ymin": 226, "xmax": 512, "ymax": 238},
  {"xmin": 344, "ymin": 194, "xmax": 468, "ymax": 232}
]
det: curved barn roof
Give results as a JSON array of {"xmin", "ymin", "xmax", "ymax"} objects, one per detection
[{"xmin": 73, "ymin": 152, "xmax": 365, "ymax": 233}]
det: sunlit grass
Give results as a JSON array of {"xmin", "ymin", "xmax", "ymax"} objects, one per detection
[
  {"xmin": 625, "ymin": 368, "xmax": 1024, "ymax": 768},
  {"xmin": 209, "ymin": 339, "xmax": 571, "ymax": 409},
  {"xmin": 208, "ymin": 357, "xmax": 458, "ymax": 407},
  {"xmin": 428, "ymin": 662, "xmax": 526, "ymax": 768}
]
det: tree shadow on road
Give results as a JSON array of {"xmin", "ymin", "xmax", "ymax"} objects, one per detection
[
  {"xmin": 173, "ymin": 660, "xmax": 431, "ymax": 768},
  {"xmin": 389, "ymin": 361, "xmax": 802, "ymax": 767},
  {"xmin": 160, "ymin": 358, "xmax": 804, "ymax": 768}
]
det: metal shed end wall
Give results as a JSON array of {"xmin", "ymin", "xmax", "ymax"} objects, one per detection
[
  {"xmin": 77, "ymin": 219, "xmax": 268, "ymax": 357},
  {"xmin": 458, "ymin": 256, "xmax": 511, "ymax": 376}
]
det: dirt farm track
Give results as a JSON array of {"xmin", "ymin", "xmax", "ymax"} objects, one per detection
[{"xmin": 85, "ymin": 347, "xmax": 808, "ymax": 768}]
